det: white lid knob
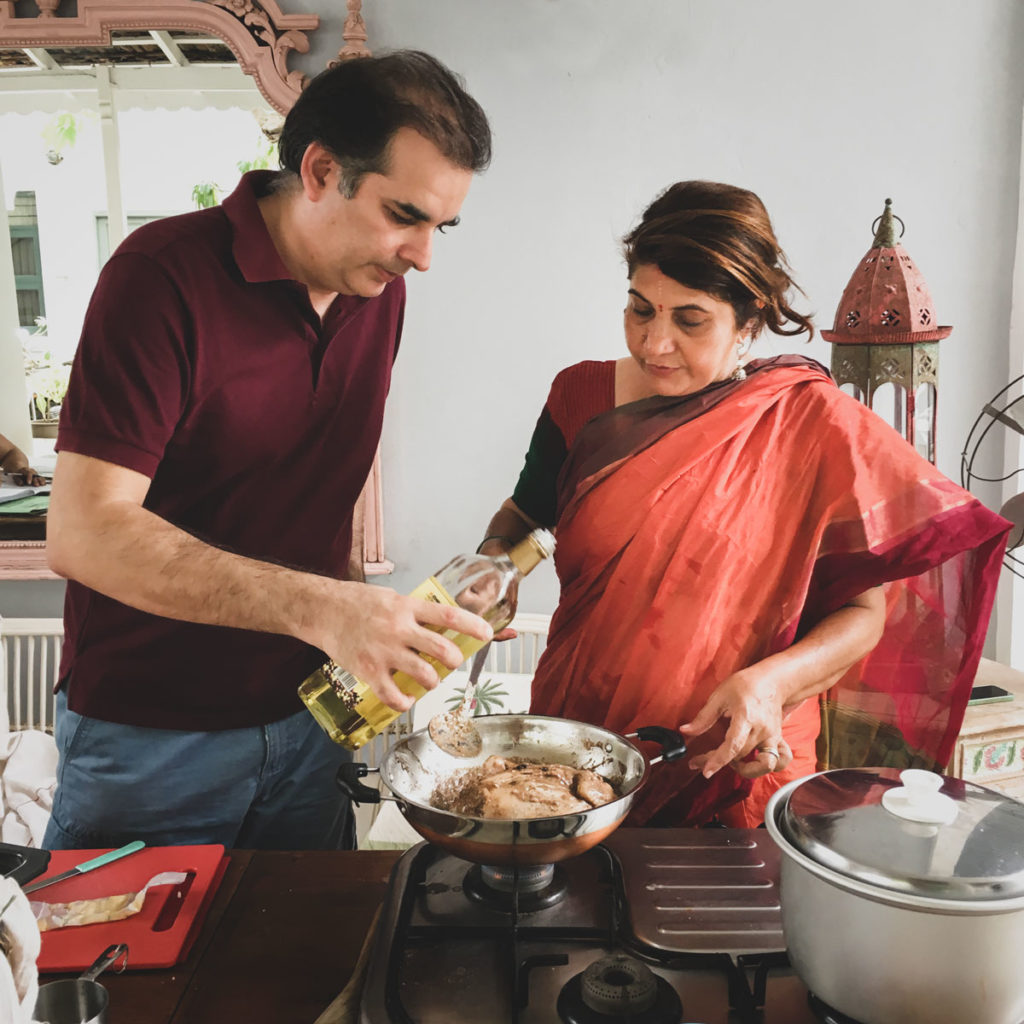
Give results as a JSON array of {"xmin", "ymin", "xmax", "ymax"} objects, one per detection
[{"xmin": 881, "ymin": 769, "xmax": 958, "ymax": 825}]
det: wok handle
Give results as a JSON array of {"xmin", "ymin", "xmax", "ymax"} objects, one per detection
[
  {"xmin": 336, "ymin": 762, "xmax": 382, "ymax": 805},
  {"xmin": 631, "ymin": 726, "xmax": 688, "ymax": 764}
]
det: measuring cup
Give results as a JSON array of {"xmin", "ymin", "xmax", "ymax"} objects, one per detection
[{"xmin": 33, "ymin": 943, "xmax": 128, "ymax": 1024}]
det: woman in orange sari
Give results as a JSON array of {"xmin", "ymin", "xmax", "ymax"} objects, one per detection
[{"xmin": 480, "ymin": 181, "xmax": 1009, "ymax": 827}]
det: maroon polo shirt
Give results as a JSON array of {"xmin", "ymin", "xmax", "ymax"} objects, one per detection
[{"xmin": 56, "ymin": 171, "xmax": 405, "ymax": 730}]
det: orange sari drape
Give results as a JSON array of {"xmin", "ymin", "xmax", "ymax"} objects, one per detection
[{"xmin": 530, "ymin": 358, "xmax": 1009, "ymax": 827}]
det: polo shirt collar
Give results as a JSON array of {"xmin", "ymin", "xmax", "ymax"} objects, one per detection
[{"xmin": 222, "ymin": 170, "xmax": 295, "ymax": 284}]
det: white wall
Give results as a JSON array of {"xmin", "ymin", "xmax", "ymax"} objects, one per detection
[{"xmin": 313, "ymin": 0, "xmax": 1024, "ymax": 636}]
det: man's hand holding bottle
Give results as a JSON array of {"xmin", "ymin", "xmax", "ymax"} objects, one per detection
[
  {"xmin": 298, "ymin": 529, "xmax": 554, "ymax": 749},
  {"xmin": 314, "ymin": 582, "xmax": 494, "ymax": 712}
]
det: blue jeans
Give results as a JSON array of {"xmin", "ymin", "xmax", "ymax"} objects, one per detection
[{"xmin": 43, "ymin": 689, "xmax": 354, "ymax": 850}]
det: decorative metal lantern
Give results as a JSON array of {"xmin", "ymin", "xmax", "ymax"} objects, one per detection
[{"xmin": 821, "ymin": 198, "xmax": 951, "ymax": 464}]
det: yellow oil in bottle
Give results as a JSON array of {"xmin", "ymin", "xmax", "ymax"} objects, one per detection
[
  {"xmin": 298, "ymin": 530, "xmax": 554, "ymax": 751},
  {"xmin": 298, "ymin": 629, "xmax": 487, "ymax": 749}
]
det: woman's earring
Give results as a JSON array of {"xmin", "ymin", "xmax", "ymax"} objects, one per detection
[{"xmin": 732, "ymin": 336, "xmax": 751, "ymax": 381}]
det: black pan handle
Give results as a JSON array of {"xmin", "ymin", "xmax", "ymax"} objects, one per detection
[
  {"xmin": 336, "ymin": 762, "xmax": 381, "ymax": 805},
  {"xmin": 633, "ymin": 726, "xmax": 688, "ymax": 764}
]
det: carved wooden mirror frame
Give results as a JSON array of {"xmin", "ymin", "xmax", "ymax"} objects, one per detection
[
  {"xmin": 0, "ymin": 0, "xmax": 389, "ymax": 578},
  {"xmin": 0, "ymin": 0, "xmax": 321, "ymax": 114}
]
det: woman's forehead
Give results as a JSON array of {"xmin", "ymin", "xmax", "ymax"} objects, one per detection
[{"xmin": 628, "ymin": 265, "xmax": 728, "ymax": 311}]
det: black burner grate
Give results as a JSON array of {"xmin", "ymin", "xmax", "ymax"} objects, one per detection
[
  {"xmin": 464, "ymin": 862, "xmax": 570, "ymax": 913},
  {"xmin": 360, "ymin": 831, "xmax": 822, "ymax": 1024},
  {"xmin": 378, "ymin": 843, "xmax": 618, "ymax": 1023}
]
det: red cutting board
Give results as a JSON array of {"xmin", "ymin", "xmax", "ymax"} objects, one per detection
[{"xmin": 34, "ymin": 844, "xmax": 228, "ymax": 972}]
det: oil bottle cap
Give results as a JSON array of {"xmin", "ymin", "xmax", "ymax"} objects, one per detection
[{"xmin": 528, "ymin": 528, "xmax": 556, "ymax": 559}]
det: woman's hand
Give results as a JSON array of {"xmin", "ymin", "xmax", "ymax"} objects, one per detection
[
  {"xmin": 679, "ymin": 586, "xmax": 886, "ymax": 781},
  {"xmin": 477, "ymin": 498, "xmax": 544, "ymax": 642},
  {"xmin": 680, "ymin": 667, "xmax": 794, "ymax": 779}
]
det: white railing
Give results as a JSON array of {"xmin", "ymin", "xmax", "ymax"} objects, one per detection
[
  {"xmin": 0, "ymin": 616, "xmax": 63, "ymax": 734},
  {"xmin": 0, "ymin": 612, "xmax": 550, "ymax": 742},
  {"xmin": 490, "ymin": 612, "xmax": 550, "ymax": 674}
]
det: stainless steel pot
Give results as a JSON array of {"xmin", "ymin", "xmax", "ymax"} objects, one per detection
[
  {"xmin": 765, "ymin": 767, "xmax": 1024, "ymax": 1024},
  {"xmin": 337, "ymin": 715, "xmax": 685, "ymax": 865}
]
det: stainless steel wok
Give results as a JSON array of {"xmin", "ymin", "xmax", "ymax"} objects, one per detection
[{"xmin": 337, "ymin": 715, "xmax": 686, "ymax": 865}]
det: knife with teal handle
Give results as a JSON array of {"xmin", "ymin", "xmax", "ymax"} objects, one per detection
[{"xmin": 21, "ymin": 841, "xmax": 146, "ymax": 895}]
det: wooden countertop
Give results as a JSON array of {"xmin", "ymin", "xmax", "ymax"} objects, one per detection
[{"xmin": 39, "ymin": 849, "xmax": 403, "ymax": 1024}]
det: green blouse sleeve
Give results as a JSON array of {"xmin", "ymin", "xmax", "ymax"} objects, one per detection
[{"xmin": 510, "ymin": 405, "xmax": 567, "ymax": 529}]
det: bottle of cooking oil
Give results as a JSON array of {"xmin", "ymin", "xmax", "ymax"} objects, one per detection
[{"xmin": 298, "ymin": 528, "xmax": 555, "ymax": 749}]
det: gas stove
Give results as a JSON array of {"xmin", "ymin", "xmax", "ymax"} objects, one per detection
[{"xmin": 358, "ymin": 828, "xmax": 861, "ymax": 1024}]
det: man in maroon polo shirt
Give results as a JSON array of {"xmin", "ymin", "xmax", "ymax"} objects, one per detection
[{"xmin": 43, "ymin": 52, "xmax": 493, "ymax": 850}]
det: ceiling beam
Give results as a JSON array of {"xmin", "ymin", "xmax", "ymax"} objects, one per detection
[
  {"xmin": 148, "ymin": 30, "xmax": 189, "ymax": 67},
  {"xmin": 22, "ymin": 47, "xmax": 57, "ymax": 71},
  {"xmin": 106, "ymin": 35, "xmax": 224, "ymax": 46},
  {"xmin": 0, "ymin": 64, "xmax": 252, "ymax": 94}
]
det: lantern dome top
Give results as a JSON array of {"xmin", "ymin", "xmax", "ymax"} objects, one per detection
[{"xmin": 820, "ymin": 197, "xmax": 952, "ymax": 345}]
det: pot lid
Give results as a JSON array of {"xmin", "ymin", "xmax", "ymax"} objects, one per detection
[{"xmin": 777, "ymin": 768, "xmax": 1024, "ymax": 901}]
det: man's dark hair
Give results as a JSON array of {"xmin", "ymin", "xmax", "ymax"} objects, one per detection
[{"xmin": 277, "ymin": 50, "xmax": 492, "ymax": 197}]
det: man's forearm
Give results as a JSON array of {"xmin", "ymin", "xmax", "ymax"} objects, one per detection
[
  {"xmin": 48, "ymin": 499, "xmax": 335, "ymax": 648},
  {"xmin": 46, "ymin": 451, "xmax": 494, "ymax": 708}
]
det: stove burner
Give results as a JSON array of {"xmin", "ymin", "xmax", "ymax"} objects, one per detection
[
  {"xmin": 556, "ymin": 954, "xmax": 683, "ymax": 1024},
  {"xmin": 808, "ymin": 992, "xmax": 865, "ymax": 1024},
  {"xmin": 582, "ymin": 955, "xmax": 657, "ymax": 1013},
  {"xmin": 483, "ymin": 862, "xmax": 555, "ymax": 893},
  {"xmin": 463, "ymin": 862, "xmax": 569, "ymax": 912}
]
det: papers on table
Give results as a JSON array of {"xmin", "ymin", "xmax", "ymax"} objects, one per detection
[
  {"xmin": 0, "ymin": 484, "xmax": 50, "ymax": 515},
  {"xmin": 0, "ymin": 484, "xmax": 49, "ymax": 506}
]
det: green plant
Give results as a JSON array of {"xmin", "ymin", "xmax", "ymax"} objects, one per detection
[
  {"xmin": 27, "ymin": 361, "xmax": 70, "ymax": 419},
  {"xmin": 237, "ymin": 132, "xmax": 278, "ymax": 175},
  {"xmin": 42, "ymin": 112, "xmax": 79, "ymax": 151},
  {"xmin": 20, "ymin": 319, "xmax": 55, "ymax": 377},
  {"xmin": 444, "ymin": 677, "xmax": 511, "ymax": 717},
  {"xmin": 41, "ymin": 111, "xmax": 95, "ymax": 164},
  {"xmin": 190, "ymin": 128, "xmax": 279, "ymax": 209},
  {"xmin": 191, "ymin": 182, "xmax": 222, "ymax": 209}
]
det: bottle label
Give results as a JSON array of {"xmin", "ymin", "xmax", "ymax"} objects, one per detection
[
  {"xmin": 408, "ymin": 575, "xmax": 458, "ymax": 608},
  {"xmin": 299, "ymin": 571, "xmax": 487, "ymax": 750}
]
